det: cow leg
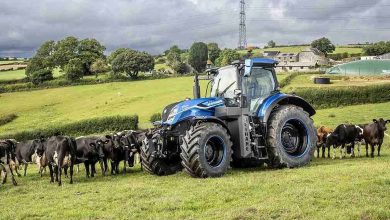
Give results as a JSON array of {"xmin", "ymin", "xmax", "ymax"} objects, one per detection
[
  {"xmin": 317, "ymin": 146, "xmax": 319, "ymax": 158},
  {"xmin": 365, "ymin": 143, "xmax": 369, "ymax": 157},
  {"xmin": 321, "ymin": 145, "xmax": 325, "ymax": 158},
  {"xmin": 14, "ymin": 164, "xmax": 21, "ymax": 177},
  {"xmin": 111, "ymin": 161, "xmax": 115, "ymax": 175},
  {"xmin": 6, "ymin": 164, "xmax": 17, "ymax": 186},
  {"xmin": 57, "ymin": 157, "xmax": 63, "ymax": 186},
  {"xmin": 99, "ymin": 160, "xmax": 105, "ymax": 176},
  {"xmin": 116, "ymin": 162, "xmax": 120, "ymax": 174},
  {"xmin": 48, "ymin": 164, "xmax": 54, "ymax": 183},
  {"xmin": 378, "ymin": 143, "xmax": 382, "ymax": 157},
  {"xmin": 332, "ymin": 146, "xmax": 336, "ymax": 160},
  {"xmin": 123, "ymin": 160, "xmax": 127, "ymax": 174},
  {"xmin": 1, "ymin": 166, "xmax": 7, "ymax": 184},
  {"xmin": 69, "ymin": 161, "xmax": 74, "ymax": 184},
  {"xmin": 370, "ymin": 144, "xmax": 375, "ymax": 158},
  {"xmin": 103, "ymin": 158, "xmax": 108, "ymax": 175},
  {"xmin": 76, "ymin": 164, "xmax": 80, "ymax": 174},
  {"xmin": 24, "ymin": 163, "xmax": 28, "ymax": 176},
  {"xmin": 84, "ymin": 161, "xmax": 90, "ymax": 178},
  {"xmin": 64, "ymin": 166, "xmax": 68, "ymax": 178},
  {"xmin": 327, "ymin": 146, "xmax": 331, "ymax": 158},
  {"xmin": 357, "ymin": 142, "xmax": 361, "ymax": 157},
  {"xmin": 90, "ymin": 163, "xmax": 95, "ymax": 177},
  {"xmin": 351, "ymin": 143, "xmax": 355, "ymax": 158},
  {"xmin": 340, "ymin": 145, "xmax": 344, "ymax": 159}
]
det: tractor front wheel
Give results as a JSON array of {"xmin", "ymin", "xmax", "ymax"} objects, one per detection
[
  {"xmin": 267, "ymin": 105, "xmax": 316, "ymax": 168},
  {"xmin": 180, "ymin": 122, "xmax": 232, "ymax": 178}
]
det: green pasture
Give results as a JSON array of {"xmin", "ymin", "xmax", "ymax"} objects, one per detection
[
  {"xmin": 1, "ymin": 75, "xmax": 390, "ymax": 219},
  {"xmin": 0, "ymin": 68, "xmax": 62, "ymax": 81}
]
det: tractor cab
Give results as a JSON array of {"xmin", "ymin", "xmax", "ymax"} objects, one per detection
[{"xmin": 210, "ymin": 58, "xmax": 279, "ymax": 113}]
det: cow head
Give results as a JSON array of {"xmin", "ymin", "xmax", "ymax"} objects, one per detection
[
  {"xmin": 96, "ymin": 135, "xmax": 114, "ymax": 153},
  {"xmin": 112, "ymin": 133, "xmax": 124, "ymax": 149},
  {"xmin": 373, "ymin": 118, "xmax": 388, "ymax": 131},
  {"xmin": 324, "ymin": 133, "xmax": 337, "ymax": 148},
  {"xmin": 89, "ymin": 143, "xmax": 105, "ymax": 160}
]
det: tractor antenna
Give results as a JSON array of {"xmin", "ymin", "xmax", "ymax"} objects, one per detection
[{"xmin": 238, "ymin": 0, "xmax": 247, "ymax": 49}]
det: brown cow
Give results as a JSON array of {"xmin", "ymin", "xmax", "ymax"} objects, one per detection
[{"xmin": 317, "ymin": 126, "xmax": 333, "ymax": 158}]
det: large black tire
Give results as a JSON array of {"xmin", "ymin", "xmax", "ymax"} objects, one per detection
[
  {"xmin": 180, "ymin": 122, "xmax": 232, "ymax": 178},
  {"xmin": 267, "ymin": 105, "xmax": 316, "ymax": 168},
  {"xmin": 140, "ymin": 137, "xmax": 182, "ymax": 176}
]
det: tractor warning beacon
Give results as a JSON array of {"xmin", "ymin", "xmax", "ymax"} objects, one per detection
[{"xmin": 141, "ymin": 58, "xmax": 317, "ymax": 178}]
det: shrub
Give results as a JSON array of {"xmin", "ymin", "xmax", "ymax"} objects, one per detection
[
  {"xmin": 0, "ymin": 114, "xmax": 18, "ymax": 126},
  {"xmin": 30, "ymin": 69, "xmax": 53, "ymax": 85},
  {"xmin": 0, "ymin": 115, "xmax": 139, "ymax": 141},
  {"xmin": 91, "ymin": 58, "xmax": 110, "ymax": 74},
  {"xmin": 294, "ymin": 84, "xmax": 390, "ymax": 109},
  {"xmin": 150, "ymin": 113, "xmax": 162, "ymax": 123},
  {"xmin": 64, "ymin": 58, "xmax": 84, "ymax": 81}
]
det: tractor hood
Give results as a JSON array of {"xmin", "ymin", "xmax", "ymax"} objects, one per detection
[{"xmin": 162, "ymin": 97, "xmax": 225, "ymax": 125}]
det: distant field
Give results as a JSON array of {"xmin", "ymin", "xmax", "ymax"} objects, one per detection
[
  {"xmin": 282, "ymin": 74, "xmax": 390, "ymax": 92},
  {"xmin": 0, "ymin": 60, "xmax": 25, "ymax": 65},
  {"xmin": 0, "ymin": 68, "xmax": 62, "ymax": 81},
  {"xmin": 333, "ymin": 47, "xmax": 363, "ymax": 54}
]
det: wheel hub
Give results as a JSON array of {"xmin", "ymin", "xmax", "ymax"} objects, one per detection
[
  {"xmin": 281, "ymin": 120, "xmax": 308, "ymax": 157},
  {"xmin": 204, "ymin": 136, "xmax": 225, "ymax": 167}
]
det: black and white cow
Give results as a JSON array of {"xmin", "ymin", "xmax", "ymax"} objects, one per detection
[
  {"xmin": 75, "ymin": 136, "xmax": 105, "ymax": 178},
  {"xmin": 37, "ymin": 136, "xmax": 76, "ymax": 186},
  {"xmin": 14, "ymin": 138, "xmax": 45, "ymax": 176},
  {"xmin": 325, "ymin": 124, "xmax": 364, "ymax": 159},
  {"xmin": 362, "ymin": 118, "xmax": 389, "ymax": 157},
  {"xmin": 0, "ymin": 139, "xmax": 18, "ymax": 186},
  {"xmin": 119, "ymin": 130, "xmax": 145, "ymax": 168}
]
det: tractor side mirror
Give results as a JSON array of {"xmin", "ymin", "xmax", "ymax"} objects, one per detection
[
  {"xmin": 234, "ymin": 89, "xmax": 242, "ymax": 96},
  {"xmin": 244, "ymin": 59, "xmax": 252, "ymax": 76}
]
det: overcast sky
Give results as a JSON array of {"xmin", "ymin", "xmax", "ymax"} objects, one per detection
[{"xmin": 1, "ymin": 0, "xmax": 389, "ymax": 57}]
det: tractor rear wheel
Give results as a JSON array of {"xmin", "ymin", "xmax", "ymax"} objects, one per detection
[
  {"xmin": 140, "ymin": 137, "xmax": 182, "ymax": 176},
  {"xmin": 267, "ymin": 105, "xmax": 316, "ymax": 168},
  {"xmin": 180, "ymin": 122, "xmax": 232, "ymax": 178}
]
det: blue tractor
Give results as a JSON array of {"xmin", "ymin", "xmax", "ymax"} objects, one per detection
[{"xmin": 141, "ymin": 58, "xmax": 317, "ymax": 178}]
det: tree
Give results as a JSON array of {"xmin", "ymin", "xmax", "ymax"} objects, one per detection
[
  {"xmin": 108, "ymin": 48, "xmax": 133, "ymax": 64},
  {"xmin": 25, "ymin": 56, "xmax": 46, "ymax": 77},
  {"xmin": 311, "ymin": 37, "xmax": 335, "ymax": 55},
  {"xmin": 363, "ymin": 41, "xmax": 390, "ymax": 56},
  {"xmin": 111, "ymin": 50, "xmax": 154, "ymax": 78},
  {"xmin": 207, "ymin": 43, "xmax": 221, "ymax": 63},
  {"xmin": 215, "ymin": 49, "xmax": 240, "ymax": 67},
  {"xmin": 267, "ymin": 40, "xmax": 276, "ymax": 48},
  {"xmin": 30, "ymin": 69, "xmax": 53, "ymax": 85},
  {"xmin": 91, "ymin": 58, "xmax": 109, "ymax": 75},
  {"xmin": 77, "ymin": 38, "xmax": 106, "ymax": 75},
  {"xmin": 188, "ymin": 42, "xmax": 208, "ymax": 72},
  {"xmin": 64, "ymin": 58, "xmax": 84, "ymax": 81},
  {"xmin": 35, "ymin": 40, "xmax": 56, "ymax": 69},
  {"xmin": 52, "ymin": 36, "xmax": 79, "ymax": 70},
  {"xmin": 166, "ymin": 45, "xmax": 186, "ymax": 74}
]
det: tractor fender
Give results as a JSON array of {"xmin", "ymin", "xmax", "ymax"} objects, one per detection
[{"xmin": 257, "ymin": 93, "xmax": 316, "ymax": 123}]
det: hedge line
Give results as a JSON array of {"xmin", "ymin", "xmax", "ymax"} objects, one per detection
[
  {"xmin": 0, "ymin": 115, "xmax": 138, "ymax": 141},
  {"xmin": 295, "ymin": 84, "xmax": 390, "ymax": 109},
  {"xmin": 0, "ymin": 114, "xmax": 18, "ymax": 127}
]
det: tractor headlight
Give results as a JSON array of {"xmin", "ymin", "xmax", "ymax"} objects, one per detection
[{"xmin": 167, "ymin": 107, "xmax": 178, "ymax": 122}]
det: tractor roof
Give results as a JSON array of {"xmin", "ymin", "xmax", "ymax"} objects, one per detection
[{"xmin": 246, "ymin": 58, "xmax": 278, "ymax": 67}]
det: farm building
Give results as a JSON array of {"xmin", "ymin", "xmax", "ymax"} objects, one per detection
[
  {"xmin": 272, "ymin": 48, "xmax": 329, "ymax": 72},
  {"xmin": 326, "ymin": 60, "xmax": 390, "ymax": 75}
]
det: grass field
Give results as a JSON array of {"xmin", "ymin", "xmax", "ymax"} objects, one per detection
[
  {"xmin": 0, "ymin": 68, "xmax": 62, "ymax": 81},
  {"xmin": 0, "ymin": 60, "xmax": 25, "ymax": 65},
  {"xmin": 0, "ymin": 101, "xmax": 389, "ymax": 219},
  {"xmin": 1, "ymin": 76, "xmax": 390, "ymax": 219},
  {"xmin": 282, "ymin": 74, "xmax": 390, "ymax": 92}
]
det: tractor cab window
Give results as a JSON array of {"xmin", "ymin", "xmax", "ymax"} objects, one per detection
[
  {"xmin": 211, "ymin": 66, "xmax": 238, "ymax": 101},
  {"xmin": 242, "ymin": 67, "xmax": 276, "ymax": 112}
]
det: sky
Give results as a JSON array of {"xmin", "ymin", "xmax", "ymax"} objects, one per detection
[{"xmin": 0, "ymin": 0, "xmax": 389, "ymax": 57}]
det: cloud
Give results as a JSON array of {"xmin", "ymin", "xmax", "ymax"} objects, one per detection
[{"xmin": 0, "ymin": 0, "xmax": 389, "ymax": 57}]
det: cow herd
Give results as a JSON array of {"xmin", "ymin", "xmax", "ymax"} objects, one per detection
[
  {"xmin": 1, "ymin": 118, "xmax": 389, "ymax": 187},
  {"xmin": 316, "ymin": 118, "xmax": 389, "ymax": 159},
  {"xmin": 0, "ymin": 130, "xmax": 145, "ymax": 187}
]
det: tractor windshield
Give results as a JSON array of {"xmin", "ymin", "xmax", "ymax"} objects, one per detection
[
  {"xmin": 210, "ymin": 66, "xmax": 238, "ymax": 100},
  {"xmin": 242, "ymin": 67, "xmax": 276, "ymax": 112}
]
